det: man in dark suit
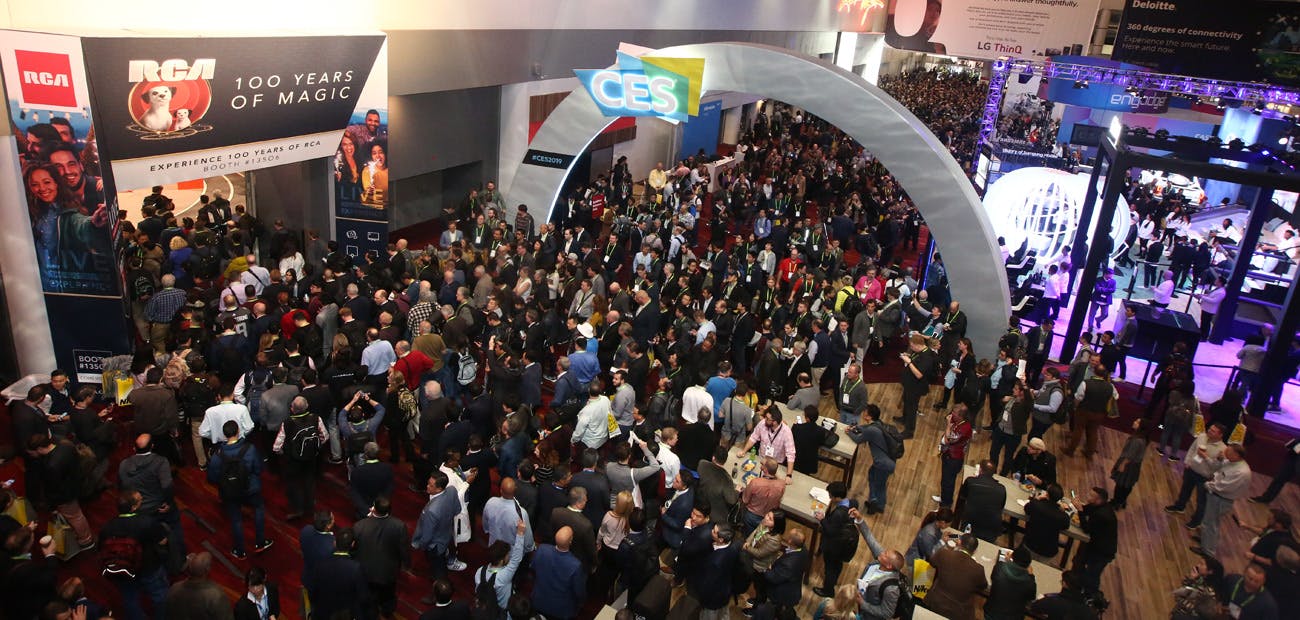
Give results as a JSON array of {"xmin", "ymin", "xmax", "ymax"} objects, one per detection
[
  {"xmin": 687, "ymin": 523, "xmax": 742, "ymax": 619},
  {"xmin": 695, "ymin": 446, "xmax": 739, "ymax": 525},
  {"xmin": 352, "ymin": 497, "xmax": 410, "ymax": 619},
  {"xmin": 791, "ymin": 406, "xmax": 831, "ymax": 475},
  {"xmin": 518, "ymin": 351, "xmax": 543, "ymax": 410},
  {"xmin": 783, "ymin": 342, "xmax": 812, "ymax": 400},
  {"xmin": 548, "ymin": 486, "xmax": 598, "ymax": 572},
  {"xmin": 418, "ymin": 579, "xmax": 470, "ymax": 620},
  {"xmin": 305, "ymin": 528, "xmax": 369, "ymax": 620},
  {"xmin": 536, "ymin": 471, "xmax": 570, "ymax": 544},
  {"xmin": 925, "ymin": 533, "xmax": 989, "ymax": 620},
  {"xmin": 815, "ymin": 482, "xmax": 859, "ymax": 597},
  {"xmin": 569, "ymin": 449, "xmax": 610, "ymax": 530},
  {"xmin": 233, "ymin": 566, "xmax": 280, "ymax": 620},
  {"xmin": 10, "ymin": 386, "xmax": 50, "ymax": 504},
  {"xmin": 955, "ymin": 460, "xmax": 1008, "ymax": 543},
  {"xmin": 630, "ymin": 291, "xmax": 660, "ymax": 348},
  {"xmin": 660, "ymin": 472, "xmax": 696, "ymax": 550},
  {"xmin": 1024, "ymin": 318, "xmax": 1055, "ymax": 388},
  {"xmin": 761, "ymin": 531, "xmax": 810, "ymax": 612},
  {"xmin": 349, "ymin": 442, "xmax": 394, "ymax": 518}
]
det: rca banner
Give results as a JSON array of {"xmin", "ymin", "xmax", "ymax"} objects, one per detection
[
  {"xmin": 884, "ymin": 0, "xmax": 1101, "ymax": 60},
  {"xmin": 79, "ymin": 34, "xmax": 386, "ymax": 189},
  {"xmin": 333, "ymin": 39, "xmax": 390, "ymax": 260},
  {"xmin": 0, "ymin": 30, "xmax": 129, "ymax": 377}
]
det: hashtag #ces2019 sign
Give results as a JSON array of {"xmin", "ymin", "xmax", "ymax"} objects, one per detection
[{"xmin": 576, "ymin": 51, "xmax": 704, "ymax": 123}]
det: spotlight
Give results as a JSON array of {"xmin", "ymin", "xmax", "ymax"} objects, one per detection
[
  {"xmin": 1073, "ymin": 80, "xmax": 1089, "ymax": 89},
  {"xmin": 1131, "ymin": 127, "xmax": 1149, "ymax": 137},
  {"xmin": 1154, "ymin": 129, "xmax": 1170, "ymax": 139},
  {"xmin": 1280, "ymin": 136, "xmax": 1290, "ymax": 145},
  {"xmin": 1228, "ymin": 138, "xmax": 1246, "ymax": 150},
  {"xmin": 1247, "ymin": 142, "xmax": 1266, "ymax": 153},
  {"xmin": 1207, "ymin": 136, "xmax": 1223, "ymax": 147}
]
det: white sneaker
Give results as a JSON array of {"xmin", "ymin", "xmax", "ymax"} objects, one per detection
[
  {"xmin": 931, "ymin": 495, "xmax": 942, "ymax": 503},
  {"xmin": 447, "ymin": 559, "xmax": 468, "ymax": 571}
]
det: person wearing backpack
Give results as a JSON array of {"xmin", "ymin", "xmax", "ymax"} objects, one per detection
[
  {"xmin": 337, "ymin": 390, "xmax": 387, "ymax": 469},
  {"xmin": 847, "ymin": 506, "xmax": 912, "ymax": 619},
  {"xmin": 99, "ymin": 489, "xmax": 170, "ymax": 620},
  {"xmin": 274, "ymin": 396, "xmax": 327, "ymax": 520},
  {"xmin": 850, "ymin": 405, "xmax": 897, "ymax": 514},
  {"xmin": 205, "ymin": 420, "xmax": 273, "ymax": 559},
  {"xmin": 305, "ymin": 527, "xmax": 369, "ymax": 620},
  {"xmin": 474, "ymin": 518, "xmax": 528, "ymax": 614},
  {"xmin": 814, "ymin": 482, "xmax": 860, "ymax": 598}
]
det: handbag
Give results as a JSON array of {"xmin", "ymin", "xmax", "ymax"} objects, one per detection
[
  {"xmin": 47, "ymin": 514, "xmax": 82, "ymax": 559},
  {"xmin": 1, "ymin": 492, "xmax": 33, "ymax": 526},
  {"xmin": 911, "ymin": 558, "xmax": 936, "ymax": 599},
  {"xmin": 606, "ymin": 412, "xmax": 623, "ymax": 438}
]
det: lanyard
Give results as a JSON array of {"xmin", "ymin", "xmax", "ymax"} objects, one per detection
[{"xmin": 1230, "ymin": 581, "xmax": 1258, "ymax": 609}]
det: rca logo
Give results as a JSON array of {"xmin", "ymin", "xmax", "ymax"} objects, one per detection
[{"xmin": 14, "ymin": 50, "xmax": 76, "ymax": 107}]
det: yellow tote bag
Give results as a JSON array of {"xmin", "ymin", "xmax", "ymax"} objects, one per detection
[{"xmin": 912, "ymin": 558, "xmax": 935, "ymax": 599}]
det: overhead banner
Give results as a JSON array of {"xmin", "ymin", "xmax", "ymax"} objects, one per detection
[
  {"xmin": 884, "ymin": 0, "xmax": 1101, "ymax": 60},
  {"xmin": 0, "ymin": 30, "xmax": 129, "ymax": 378},
  {"xmin": 1038, "ymin": 56, "xmax": 1170, "ymax": 114},
  {"xmin": 333, "ymin": 39, "xmax": 390, "ymax": 260},
  {"xmin": 79, "ymin": 34, "xmax": 386, "ymax": 189},
  {"xmin": 576, "ymin": 51, "xmax": 704, "ymax": 123},
  {"xmin": 1112, "ymin": 0, "xmax": 1300, "ymax": 87}
]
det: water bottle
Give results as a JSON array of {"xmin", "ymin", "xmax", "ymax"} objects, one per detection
[
  {"xmin": 1012, "ymin": 472, "xmax": 1022, "ymax": 483},
  {"xmin": 964, "ymin": 523, "xmax": 972, "ymax": 534},
  {"xmin": 731, "ymin": 464, "xmax": 739, "ymax": 479}
]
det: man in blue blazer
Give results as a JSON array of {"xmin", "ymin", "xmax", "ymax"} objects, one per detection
[
  {"xmin": 531, "ymin": 525, "xmax": 587, "ymax": 620},
  {"xmin": 687, "ymin": 524, "xmax": 742, "ymax": 620},
  {"xmin": 660, "ymin": 472, "xmax": 697, "ymax": 549},
  {"xmin": 412, "ymin": 470, "xmax": 463, "ymax": 606}
]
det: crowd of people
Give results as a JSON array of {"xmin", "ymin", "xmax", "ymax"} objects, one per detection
[{"xmin": 1, "ymin": 69, "xmax": 1296, "ymax": 620}]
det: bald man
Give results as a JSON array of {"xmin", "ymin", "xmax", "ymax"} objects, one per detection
[
  {"xmin": 165, "ymin": 552, "xmax": 228, "ymax": 617},
  {"xmin": 532, "ymin": 526, "xmax": 586, "ymax": 619},
  {"xmin": 484, "ymin": 477, "xmax": 535, "ymax": 551},
  {"xmin": 119, "ymin": 433, "xmax": 175, "ymax": 519}
]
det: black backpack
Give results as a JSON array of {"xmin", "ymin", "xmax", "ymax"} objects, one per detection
[
  {"xmin": 284, "ymin": 413, "xmax": 321, "ymax": 462},
  {"xmin": 1052, "ymin": 386, "xmax": 1074, "ymax": 425},
  {"xmin": 879, "ymin": 572, "xmax": 915, "ymax": 619},
  {"xmin": 474, "ymin": 567, "xmax": 503, "ymax": 619},
  {"xmin": 880, "ymin": 423, "xmax": 907, "ymax": 460},
  {"xmin": 346, "ymin": 423, "xmax": 374, "ymax": 457},
  {"xmin": 243, "ymin": 368, "xmax": 274, "ymax": 423},
  {"xmin": 99, "ymin": 534, "xmax": 143, "ymax": 579},
  {"xmin": 217, "ymin": 443, "xmax": 252, "ymax": 501}
]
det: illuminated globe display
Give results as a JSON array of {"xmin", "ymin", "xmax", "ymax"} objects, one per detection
[{"xmin": 983, "ymin": 167, "xmax": 1130, "ymax": 266}]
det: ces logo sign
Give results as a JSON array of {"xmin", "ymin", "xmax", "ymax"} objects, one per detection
[
  {"xmin": 576, "ymin": 52, "xmax": 703, "ymax": 123},
  {"xmin": 15, "ymin": 50, "xmax": 76, "ymax": 108}
]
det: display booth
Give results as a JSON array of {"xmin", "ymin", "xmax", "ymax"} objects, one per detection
[
  {"xmin": 0, "ymin": 30, "xmax": 389, "ymax": 380},
  {"xmin": 507, "ymin": 41, "xmax": 1012, "ymax": 352},
  {"xmin": 1066, "ymin": 127, "xmax": 1300, "ymax": 415}
]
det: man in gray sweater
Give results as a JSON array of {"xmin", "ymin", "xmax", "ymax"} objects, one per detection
[
  {"xmin": 1196, "ymin": 444, "xmax": 1253, "ymax": 558},
  {"xmin": 119, "ymin": 433, "xmax": 185, "ymax": 557}
]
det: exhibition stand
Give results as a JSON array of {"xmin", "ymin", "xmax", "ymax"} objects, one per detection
[{"xmin": 1064, "ymin": 127, "xmax": 1300, "ymax": 416}]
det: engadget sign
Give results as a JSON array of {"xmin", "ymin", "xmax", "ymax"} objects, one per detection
[{"xmin": 575, "ymin": 51, "xmax": 703, "ymax": 122}]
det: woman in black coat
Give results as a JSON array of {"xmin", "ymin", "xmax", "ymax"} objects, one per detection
[{"xmin": 232, "ymin": 566, "xmax": 280, "ymax": 620}]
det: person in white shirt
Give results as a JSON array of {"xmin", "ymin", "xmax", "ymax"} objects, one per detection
[
  {"xmin": 571, "ymin": 381, "xmax": 612, "ymax": 450},
  {"xmin": 240, "ymin": 254, "xmax": 271, "ymax": 296},
  {"xmin": 655, "ymin": 427, "xmax": 682, "ymax": 488},
  {"xmin": 694, "ymin": 311, "xmax": 716, "ymax": 345},
  {"xmin": 681, "ymin": 385, "xmax": 715, "ymax": 428},
  {"xmin": 199, "ymin": 383, "xmax": 254, "ymax": 444},
  {"xmin": 1197, "ymin": 444, "xmax": 1253, "ymax": 558},
  {"xmin": 1195, "ymin": 276, "xmax": 1227, "ymax": 341},
  {"xmin": 1150, "ymin": 270, "xmax": 1176, "ymax": 308},
  {"xmin": 1136, "ymin": 213, "xmax": 1158, "ymax": 252}
]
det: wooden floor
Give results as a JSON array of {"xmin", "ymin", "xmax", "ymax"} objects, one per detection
[{"xmin": 750, "ymin": 382, "xmax": 1300, "ymax": 620}]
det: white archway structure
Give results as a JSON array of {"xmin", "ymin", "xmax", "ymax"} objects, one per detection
[{"xmin": 508, "ymin": 42, "xmax": 1010, "ymax": 352}]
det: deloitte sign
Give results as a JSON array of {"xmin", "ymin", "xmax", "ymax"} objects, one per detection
[{"xmin": 575, "ymin": 51, "xmax": 703, "ymax": 122}]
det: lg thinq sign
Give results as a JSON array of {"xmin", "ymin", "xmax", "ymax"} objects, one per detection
[{"xmin": 576, "ymin": 52, "xmax": 704, "ymax": 123}]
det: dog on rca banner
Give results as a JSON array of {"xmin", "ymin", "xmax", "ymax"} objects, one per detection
[{"xmin": 138, "ymin": 85, "xmax": 177, "ymax": 132}]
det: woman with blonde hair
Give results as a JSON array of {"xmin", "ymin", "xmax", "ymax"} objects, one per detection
[
  {"xmin": 596, "ymin": 491, "xmax": 635, "ymax": 597},
  {"xmin": 813, "ymin": 584, "xmax": 862, "ymax": 619}
]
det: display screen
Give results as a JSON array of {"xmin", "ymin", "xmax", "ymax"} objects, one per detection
[{"xmin": 1070, "ymin": 124, "xmax": 1108, "ymax": 148}]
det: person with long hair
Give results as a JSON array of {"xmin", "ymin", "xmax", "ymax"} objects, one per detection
[
  {"xmin": 989, "ymin": 380, "xmax": 1031, "ymax": 475},
  {"xmin": 25, "ymin": 162, "xmax": 111, "ymax": 282},
  {"xmin": 813, "ymin": 584, "xmax": 862, "ymax": 620},
  {"xmin": 361, "ymin": 140, "xmax": 389, "ymax": 206},
  {"xmin": 906, "ymin": 507, "xmax": 955, "ymax": 566},
  {"xmin": 596, "ymin": 490, "xmax": 635, "ymax": 599},
  {"xmin": 334, "ymin": 133, "xmax": 362, "ymax": 196},
  {"xmin": 1110, "ymin": 418, "xmax": 1150, "ymax": 509},
  {"xmin": 741, "ymin": 509, "xmax": 788, "ymax": 610}
]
